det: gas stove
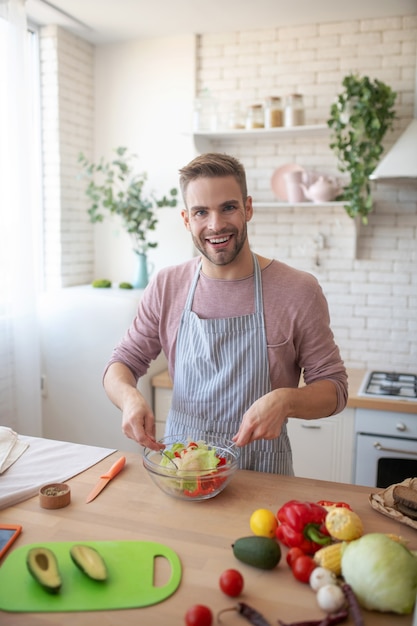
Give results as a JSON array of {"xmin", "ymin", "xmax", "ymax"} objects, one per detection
[{"xmin": 359, "ymin": 371, "xmax": 417, "ymax": 402}]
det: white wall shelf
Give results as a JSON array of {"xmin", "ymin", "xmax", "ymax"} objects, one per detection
[
  {"xmin": 253, "ymin": 201, "xmax": 345, "ymax": 208},
  {"xmin": 192, "ymin": 124, "xmax": 329, "ymax": 152},
  {"xmin": 192, "ymin": 123, "xmax": 329, "ymax": 141}
]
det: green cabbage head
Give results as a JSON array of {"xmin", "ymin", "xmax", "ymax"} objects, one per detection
[{"xmin": 341, "ymin": 533, "xmax": 417, "ymax": 614}]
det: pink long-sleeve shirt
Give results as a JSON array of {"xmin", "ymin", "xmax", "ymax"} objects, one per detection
[{"xmin": 105, "ymin": 257, "xmax": 348, "ymax": 414}]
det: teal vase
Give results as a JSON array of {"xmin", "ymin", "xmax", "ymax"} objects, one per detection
[{"xmin": 133, "ymin": 252, "xmax": 149, "ymax": 289}]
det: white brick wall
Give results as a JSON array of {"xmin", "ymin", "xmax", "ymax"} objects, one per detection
[
  {"xmin": 196, "ymin": 15, "xmax": 417, "ymax": 372},
  {"xmin": 40, "ymin": 25, "xmax": 94, "ymax": 289},
  {"xmin": 38, "ymin": 16, "xmax": 416, "ymax": 373}
]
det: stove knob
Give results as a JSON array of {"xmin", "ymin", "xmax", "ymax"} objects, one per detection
[{"xmin": 396, "ymin": 422, "xmax": 406, "ymax": 432}]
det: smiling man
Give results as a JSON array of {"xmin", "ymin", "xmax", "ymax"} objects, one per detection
[{"xmin": 103, "ymin": 152, "xmax": 348, "ymax": 474}]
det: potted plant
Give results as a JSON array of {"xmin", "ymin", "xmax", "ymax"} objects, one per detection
[
  {"xmin": 78, "ymin": 146, "xmax": 178, "ymax": 287},
  {"xmin": 327, "ymin": 74, "xmax": 397, "ymax": 224}
]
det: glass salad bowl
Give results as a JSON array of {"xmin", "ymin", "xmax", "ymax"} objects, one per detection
[{"xmin": 142, "ymin": 434, "xmax": 240, "ymax": 501}]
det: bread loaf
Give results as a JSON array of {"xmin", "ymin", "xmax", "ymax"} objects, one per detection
[{"xmin": 392, "ymin": 484, "xmax": 417, "ymax": 520}]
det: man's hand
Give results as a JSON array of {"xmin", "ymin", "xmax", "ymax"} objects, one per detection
[
  {"xmin": 232, "ymin": 389, "xmax": 290, "ymax": 446},
  {"xmin": 121, "ymin": 389, "xmax": 164, "ymax": 451},
  {"xmin": 232, "ymin": 380, "xmax": 338, "ymax": 447},
  {"xmin": 103, "ymin": 362, "xmax": 164, "ymax": 451}
]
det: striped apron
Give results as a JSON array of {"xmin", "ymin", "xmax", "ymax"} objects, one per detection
[{"xmin": 165, "ymin": 254, "xmax": 294, "ymax": 474}]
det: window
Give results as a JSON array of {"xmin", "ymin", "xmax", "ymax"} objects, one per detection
[{"xmin": 0, "ymin": 3, "xmax": 42, "ymax": 434}]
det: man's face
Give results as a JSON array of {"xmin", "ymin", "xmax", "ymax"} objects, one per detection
[{"xmin": 182, "ymin": 176, "xmax": 253, "ymax": 267}]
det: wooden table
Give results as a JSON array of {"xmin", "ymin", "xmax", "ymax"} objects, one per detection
[{"xmin": 1, "ymin": 449, "xmax": 416, "ymax": 625}]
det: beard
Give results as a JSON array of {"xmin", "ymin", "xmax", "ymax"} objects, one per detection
[{"xmin": 190, "ymin": 222, "xmax": 248, "ymax": 267}]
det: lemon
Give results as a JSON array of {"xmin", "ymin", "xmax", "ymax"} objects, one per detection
[{"xmin": 249, "ymin": 508, "xmax": 278, "ymax": 538}]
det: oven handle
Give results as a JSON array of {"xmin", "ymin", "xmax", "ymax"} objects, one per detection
[{"xmin": 374, "ymin": 441, "xmax": 417, "ymax": 456}]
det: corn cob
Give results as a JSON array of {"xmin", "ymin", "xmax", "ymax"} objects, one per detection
[
  {"xmin": 325, "ymin": 507, "xmax": 364, "ymax": 541},
  {"xmin": 385, "ymin": 533, "xmax": 408, "ymax": 545},
  {"xmin": 313, "ymin": 542, "xmax": 344, "ymax": 576}
]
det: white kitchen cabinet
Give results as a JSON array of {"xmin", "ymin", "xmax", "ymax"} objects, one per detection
[
  {"xmin": 40, "ymin": 286, "xmax": 168, "ymax": 452},
  {"xmin": 287, "ymin": 408, "xmax": 355, "ymax": 483}
]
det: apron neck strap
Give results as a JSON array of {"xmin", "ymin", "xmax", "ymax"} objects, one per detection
[{"xmin": 184, "ymin": 253, "xmax": 263, "ymax": 313}]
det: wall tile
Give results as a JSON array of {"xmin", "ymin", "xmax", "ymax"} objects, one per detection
[{"xmin": 40, "ymin": 26, "xmax": 95, "ymax": 289}]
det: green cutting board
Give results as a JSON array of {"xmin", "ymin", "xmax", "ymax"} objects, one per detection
[{"xmin": 0, "ymin": 541, "xmax": 182, "ymax": 612}]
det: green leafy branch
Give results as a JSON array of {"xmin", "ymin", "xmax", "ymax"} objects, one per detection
[
  {"xmin": 78, "ymin": 146, "xmax": 178, "ymax": 255},
  {"xmin": 328, "ymin": 75, "xmax": 397, "ymax": 224}
]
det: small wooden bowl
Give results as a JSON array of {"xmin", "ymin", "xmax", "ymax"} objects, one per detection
[{"xmin": 39, "ymin": 483, "xmax": 71, "ymax": 509}]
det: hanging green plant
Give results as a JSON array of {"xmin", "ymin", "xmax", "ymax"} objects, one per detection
[
  {"xmin": 327, "ymin": 74, "xmax": 397, "ymax": 224},
  {"xmin": 78, "ymin": 146, "xmax": 178, "ymax": 255}
]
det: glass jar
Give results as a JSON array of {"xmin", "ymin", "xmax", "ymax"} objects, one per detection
[
  {"xmin": 264, "ymin": 96, "xmax": 283, "ymax": 128},
  {"xmin": 284, "ymin": 93, "xmax": 305, "ymax": 127},
  {"xmin": 228, "ymin": 102, "xmax": 245, "ymax": 130},
  {"xmin": 245, "ymin": 104, "xmax": 264, "ymax": 129},
  {"xmin": 193, "ymin": 91, "xmax": 218, "ymax": 131}
]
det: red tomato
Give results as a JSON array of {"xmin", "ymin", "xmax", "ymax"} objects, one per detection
[
  {"xmin": 219, "ymin": 568, "xmax": 244, "ymax": 597},
  {"xmin": 291, "ymin": 555, "xmax": 316, "ymax": 583},
  {"xmin": 286, "ymin": 547, "xmax": 305, "ymax": 568},
  {"xmin": 185, "ymin": 604, "xmax": 213, "ymax": 626}
]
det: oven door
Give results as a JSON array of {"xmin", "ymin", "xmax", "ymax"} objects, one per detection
[{"xmin": 354, "ymin": 433, "xmax": 417, "ymax": 488}]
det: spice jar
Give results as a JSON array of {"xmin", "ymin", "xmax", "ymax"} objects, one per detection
[
  {"xmin": 245, "ymin": 104, "xmax": 264, "ymax": 129},
  {"xmin": 264, "ymin": 96, "xmax": 283, "ymax": 128},
  {"xmin": 284, "ymin": 93, "xmax": 305, "ymax": 127}
]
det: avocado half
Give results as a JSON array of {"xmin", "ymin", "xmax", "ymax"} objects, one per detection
[
  {"xmin": 70, "ymin": 544, "xmax": 107, "ymax": 581},
  {"xmin": 26, "ymin": 547, "xmax": 62, "ymax": 594}
]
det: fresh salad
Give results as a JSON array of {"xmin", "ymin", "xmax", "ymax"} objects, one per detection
[{"xmin": 159, "ymin": 439, "xmax": 228, "ymax": 497}]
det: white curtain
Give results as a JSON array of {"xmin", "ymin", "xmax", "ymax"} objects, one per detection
[{"xmin": 0, "ymin": 0, "xmax": 42, "ymax": 435}]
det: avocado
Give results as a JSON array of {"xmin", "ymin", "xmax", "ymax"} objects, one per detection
[
  {"xmin": 92, "ymin": 279, "xmax": 112, "ymax": 288},
  {"xmin": 70, "ymin": 545, "xmax": 107, "ymax": 581},
  {"xmin": 232, "ymin": 535, "xmax": 281, "ymax": 570},
  {"xmin": 119, "ymin": 282, "xmax": 133, "ymax": 289},
  {"xmin": 26, "ymin": 547, "xmax": 62, "ymax": 594}
]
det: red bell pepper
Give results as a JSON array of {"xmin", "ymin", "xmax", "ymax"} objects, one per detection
[
  {"xmin": 184, "ymin": 476, "xmax": 206, "ymax": 497},
  {"xmin": 317, "ymin": 500, "xmax": 352, "ymax": 510},
  {"xmin": 183, "ymin": 473, "xmax": 227, "ymax": 497},
  {"xmin": 275, "ymin": 500, "xmax": 332, "ymax": 554},
  {"xmin": 183, "ymin": 458, "xmax": 227, "ymax": 497}
]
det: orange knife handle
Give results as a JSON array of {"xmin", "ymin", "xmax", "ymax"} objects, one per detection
[{"xmin": 100, "ymin": 456, "xmax": 126, "ymax": 479}]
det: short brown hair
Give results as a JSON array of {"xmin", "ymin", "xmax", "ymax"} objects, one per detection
[{"xmin": 179, "ymin": 152, "xmax": 248, "ymax": 203}]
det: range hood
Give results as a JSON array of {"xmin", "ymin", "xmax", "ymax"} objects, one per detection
[{"xmin": 369, "ymin": 119, "xmax": 417, "ymax": 180}]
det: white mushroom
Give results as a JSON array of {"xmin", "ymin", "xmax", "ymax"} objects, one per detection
[
  {"xmin": 316, "ymin": 584, "xmax": 346, "ymax": 613},
  {"xmin": 309, "ymin": 566, "xmax": 337, "ymax": 591}
]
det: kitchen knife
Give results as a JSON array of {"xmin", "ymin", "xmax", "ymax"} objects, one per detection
[{"xmin": 85, "ymin": 456, "xmax": 126, "ymax": 503}]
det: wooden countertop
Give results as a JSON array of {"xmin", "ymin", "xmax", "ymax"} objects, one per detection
[
  {"xmin": 1, "ymin": 449, "xmax": 416, "ymax": 625},
  {"xmin": 152, "ymin": 367, "xmax": 417, "ymax": 414}
]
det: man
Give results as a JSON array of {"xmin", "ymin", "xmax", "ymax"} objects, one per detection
[{"xmin": 103, "ymin": 152, "xmax": 348, "ymax": 474}]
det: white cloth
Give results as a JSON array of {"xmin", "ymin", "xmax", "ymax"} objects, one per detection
[
  {"xmin": 0, "ymin": 435, "xmax": 116, "ymax": 510},
  {"xmin": 0, "ymin": 427, "xmax": 29, "ymax": 474}
]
